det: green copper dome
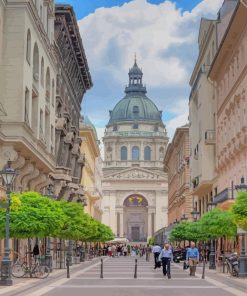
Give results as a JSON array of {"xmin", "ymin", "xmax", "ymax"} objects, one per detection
[
  {"xmin": 109, "ymin": 94, "xmax": 162, "ymax": 123},
  {"xmin": 108, "ymin": 60, "xmax": 163, "ymax": 124}
]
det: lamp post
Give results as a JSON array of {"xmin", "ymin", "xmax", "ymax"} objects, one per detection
[
  {"xmin": 0, "ymin": 161, "xmax": 18, "ymax": 286},
  {"xmin": 207, "ymin": 202, "xmax": 217, "ymax": 270},
  {"xmin": 235, "ymin": 177, "xmax": 247, "ymax": 278},
  {"xmin": 191, "ymin": 208, "xmax": 200, "ymax": 222},
  {"xmin": 45, "ymin": 184, "xmax": 56, "ymax": 272}
]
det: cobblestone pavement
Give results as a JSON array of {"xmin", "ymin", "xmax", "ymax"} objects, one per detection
[{"xmin": 1, "ymin": 257, "xmax": 246, "ymax": 296}]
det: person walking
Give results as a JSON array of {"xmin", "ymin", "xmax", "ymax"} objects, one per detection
[
  {"xmin": 186, "ymin": 242, "xmax": 199, "ymax": 276},
  {"xmin": 152, "ymin": 243, "xmax": 161, "ymax": 269},
  {"xmin": 159, "ymin": 243, "xmax": 173, "ymax": 279}
]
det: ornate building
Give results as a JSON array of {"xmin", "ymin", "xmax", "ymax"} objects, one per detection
[
  {"xmin": 102, "ymin": 60, "xmax": 168, "ymax": 242},
  {"xmin": 52, "ymin": 5, "xmax": 92, "ymax": 200},
  {"xmin": 0, "ymin": 0, "xmax": 57, "ymax": 192},
  {"xmin": 164, "ymin": 124, "xmax": 192, "ymax": 225},
  {"xmin": 79, "ymin": 116, "xmax": 103, "ymax": 220}
]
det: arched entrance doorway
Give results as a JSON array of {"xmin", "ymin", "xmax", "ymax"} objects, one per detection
[{"xmin": 123, "ymin": 195, "xmax": 148, "ymax": 242}]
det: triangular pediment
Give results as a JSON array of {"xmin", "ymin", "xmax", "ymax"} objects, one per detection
[{"xmin": 103, "ymin": 167, "xmax": 165, "ymax": 181}]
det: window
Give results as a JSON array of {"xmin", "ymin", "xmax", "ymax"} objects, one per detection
[
  {"xmin": 41, "ymin": 58, "xmax": 44, "ymax": 86},
  {"xmin": 24, "ymin": 88, "xmax": 30, "ymax": 125},
  {"xmin": 144, "ymin": 146, "xmax": 151, "ymax": 161},
  {"xmin": 45, "ymin": 67, "xmax": 50, "ymax": 102},
  {"xmin": 121, "ymin": 146, "xmax": 127, "ymax": 161},
  {"xmin": 40, "ymin": 109, "xmax": 43, "ymax": 135},
  {"xmin": 133, "ymin": 106, "xmax": 139, "ymax": 115},
  {"xmin": 133, "ymin": 123, "xmax": 138, "ymax": 129},
  {"xmin": 33, "ymin": 43, "xmax": 39, "ymax": 82},
  {"xmin": 132, "ymin": 146, "xmax": 139, "ymax": 161},
  {"xmin": 52, "ymin": 79, "xmax": 55, "ymax": 106},
  {"xmin": 26, "ymin": 30, "xmax": 31, "ymax": 64}
]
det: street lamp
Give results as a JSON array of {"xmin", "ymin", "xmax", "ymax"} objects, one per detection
[
  {"xmin": 180, "ymin": 214, "xmax": 188, "ymax": 222},
  {"xmin": 0, "ymin": 160, "xmax": 18, "ymax": 286},
  {"xmin": 191, "ymin": 208, "xmax": 200, "ymax": 222},
  {"xmin": 45, "ymin": 183, "xmax": 56, "ymax": 272},
  {"xmin": 235, "ymin": 177, "xmax": 247, "ymax": 278},
  {"xmin": 207, "ymin": 201, "xmax": 217, "ymax": 270}
]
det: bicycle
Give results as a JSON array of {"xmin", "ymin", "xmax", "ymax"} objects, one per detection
[{"xmin": 12, "ymin": 253, "xmax": 50, "ymax": 279}]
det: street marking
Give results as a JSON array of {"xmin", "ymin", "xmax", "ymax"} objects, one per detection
[
  {"xmin": 205, "ymin": 277, "xmax": 247, "ymax": 296},
  {"xmin": 73, "ymin": 277, "xmax": 203, "ymax": 280},
  {"xmin": 23, "ymin": 259, "xmax": 109, "ymax": 296},
  {"xmin": 51, "ymin": 285, "xmax": 219, "ymax": 289}
]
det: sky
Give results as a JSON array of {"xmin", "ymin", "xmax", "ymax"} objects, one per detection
[{"xmin": 56, "ymin": 0, "xmax": 224, "ymax": 144}]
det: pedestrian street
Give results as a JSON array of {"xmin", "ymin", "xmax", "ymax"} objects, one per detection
[{"xmin": 8, "ymin": 256, "xmax": 246, "ymax": 296}]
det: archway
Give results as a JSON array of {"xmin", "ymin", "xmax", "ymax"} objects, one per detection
[{"xmin": 123, "ymin": 195, "xmax": 148, "ymax": 242}]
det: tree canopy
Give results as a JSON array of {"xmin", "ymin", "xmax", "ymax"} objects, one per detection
[
  {"xmin": 200, "ymin": 208, "xmax": 237, "ymax": 239},
  {"xmin": 0, "ymin": 191, "xmax": 114, "ymax": 242},
  {"xmin": 169, "ymin": 221, "xmax": 208, "ymax": 243},
  {"xmin": 231, "ymin": 191, "xmax": 247, "ymax": 230}
]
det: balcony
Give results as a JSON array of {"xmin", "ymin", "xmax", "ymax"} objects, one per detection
[
  {"xmin": 205, "ymin": 130, "xmax": 216, "ymax": 145},
  {"xmin": 213, "ymin": 188, "xmax": 232, "ymax": 204}
]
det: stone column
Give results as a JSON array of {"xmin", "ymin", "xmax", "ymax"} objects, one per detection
[
  {"xmin": 119, "ymin": 209, "xmax": 124, "ymax": 237},
  {"xmin": 148, "ymin": 211, "xmax": 152, "ymax": 237},
  {"xmin": 140, "ymin": 141, "xmax": 144, "ymax": 160}
]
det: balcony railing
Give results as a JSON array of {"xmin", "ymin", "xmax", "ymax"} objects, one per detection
[
  {"xmin": 205, "ymin": 130, "xmax": 216, "ymax": 145},
  {"xmin": 213, "ymin": 188, "xmax": 232, "ymax": 204}
]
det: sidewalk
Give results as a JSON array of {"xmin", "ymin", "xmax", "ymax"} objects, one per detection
[
  {"xmin": 0, "ymin": 257, "xmax": 101, "ymax": 295},
  {"xmin": 176, "ymin": 261, "xmax": 247, "ymax": 294}
]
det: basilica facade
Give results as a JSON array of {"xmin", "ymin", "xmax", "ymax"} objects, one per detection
[{"xmin": 102, "ymin": 60, "xmax": 169, "ymax": 242}]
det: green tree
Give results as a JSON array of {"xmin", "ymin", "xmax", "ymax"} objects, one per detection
[
  {"xmin": 200, "ymin": 208, "xmax": 237, "ymax": 239},
  {"xmin": 0, "ymin": 192, "xmax": 65, "ymax": 239},
  {"xmin": 169, "ymin": 221, "xmax": 208, "ymax": 243},
  {"xmin": 231, "ymin": 191, "xmax": 247, "ymax": 230}
]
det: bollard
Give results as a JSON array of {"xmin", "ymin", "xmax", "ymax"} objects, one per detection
[
  {"xmin": 134, "ymin": 258, "xmax": 137, "ymax": 278},
  {"xmin": 201, "ymin": 257, "xmax": 206, "ymax": 279},
  {"xmin": 66, "ymin": 257, "xmax": 70, "ymax": 278},
  {"xmin": 100, "ymin": 258, "xmax": 103, "ymax": 279}
]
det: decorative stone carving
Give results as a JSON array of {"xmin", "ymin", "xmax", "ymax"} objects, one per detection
[{"xmin": 105, "ymin": 168, "xmax": 161, "ymax": 180}]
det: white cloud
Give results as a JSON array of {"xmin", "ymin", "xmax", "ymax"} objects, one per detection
[
  {"xmin": 79, "ymin": 0, "xmax": 224, "ymax": 140},
  {"xmin": 166, "ymin": 110, "xmax": 189, "ymax": 139}
]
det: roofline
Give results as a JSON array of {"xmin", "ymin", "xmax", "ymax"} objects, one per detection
[{"xmin": 208, "ymin": 0, "xmax": 242, "ymax": 80}]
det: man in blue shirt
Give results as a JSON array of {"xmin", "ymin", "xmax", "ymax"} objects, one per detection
[
  {"xmin": 159, "ymin": 243, "xmax": 173, "ymax": 278},
  {"xmin": 186, "ymin": 242, "xmax": 199, "ymax": 276},
  {"xmin": 152, "ymin": 244, "xmax": 161, "ymax": 269}
]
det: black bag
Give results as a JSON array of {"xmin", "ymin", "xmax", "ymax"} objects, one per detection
[
  {"xmin": 33, "ymin": 244, "xmax": 40, "ymax": 256},
  {"xmin": 156, "ymin": 261, "xmax": 161, "ymax": 268},
  {"xmin": 183, "ymin": 261, "xmax": 189, "ymax": 270}
]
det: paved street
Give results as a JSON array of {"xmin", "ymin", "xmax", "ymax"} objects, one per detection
[{"xmin": 2, "ymin": 256, "xmax": 246, "ymax": 296}]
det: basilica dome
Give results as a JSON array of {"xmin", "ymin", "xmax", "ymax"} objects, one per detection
[
  {"xmin": 109, "ymin": 94, "xmax": 162, "ymax": 123},
  {"xmin": 108, "ymin": 60, "xmax": 163, "ymax": 124}
]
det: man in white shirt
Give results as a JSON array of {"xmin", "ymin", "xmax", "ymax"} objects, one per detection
[{"xmin": 152, "ymin": 244, "xmax": 162, "ymax": 269}]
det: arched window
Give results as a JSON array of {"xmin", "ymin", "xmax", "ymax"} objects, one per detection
[
  {"xmin": 45, "ymin": 67, "xmax": 50, "ymax": 102},
  {"xmin": 26, "ymin": 30, "xmax": 31, "ymax": 63},
  {"xmin": 41, "ymin": 58, "xmax": 44, "ymax": 86},
  {"xmin": 132, "ymin": 146, "xmax": 139, "ymax": 161},
  {"xmin": 144, "ymin": 146, "xmax": 151, "ymax": 161},
  {"xmin": 52, "ymin": 79, "xmax": 55, "ymax": 106},
  {"xmin": 33, "ymin": 43, "xmax": 39, "ymax": 82},
  {"xmin": 121, "ymin": 146, "xmax": 127, "ymax": 161}
]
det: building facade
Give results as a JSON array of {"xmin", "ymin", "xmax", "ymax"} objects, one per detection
[
  {"xmin": 209, "ymin": 0, "xmax": 247, "ymax": 208},
  {"xmin": 164, "ymin": 125, "xmax": 192, "ymax": 225},
  {"xmin": 189, "ymin": 16, "xmax": 218, "ymax": 217},
  {"xmin": 79, "ymin": 117, "xmax": 102, "ymax": 220},
  {"xmin": 51, "ymin": 5, "xmax": 92, "ymax": 201},
  {"xmin": 0, "ymin": 0, "xmax": 57, "ymax": 192},
  {"xmin": 102, "ymin": 60, "xmax": 169, "ymax": 242}
]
